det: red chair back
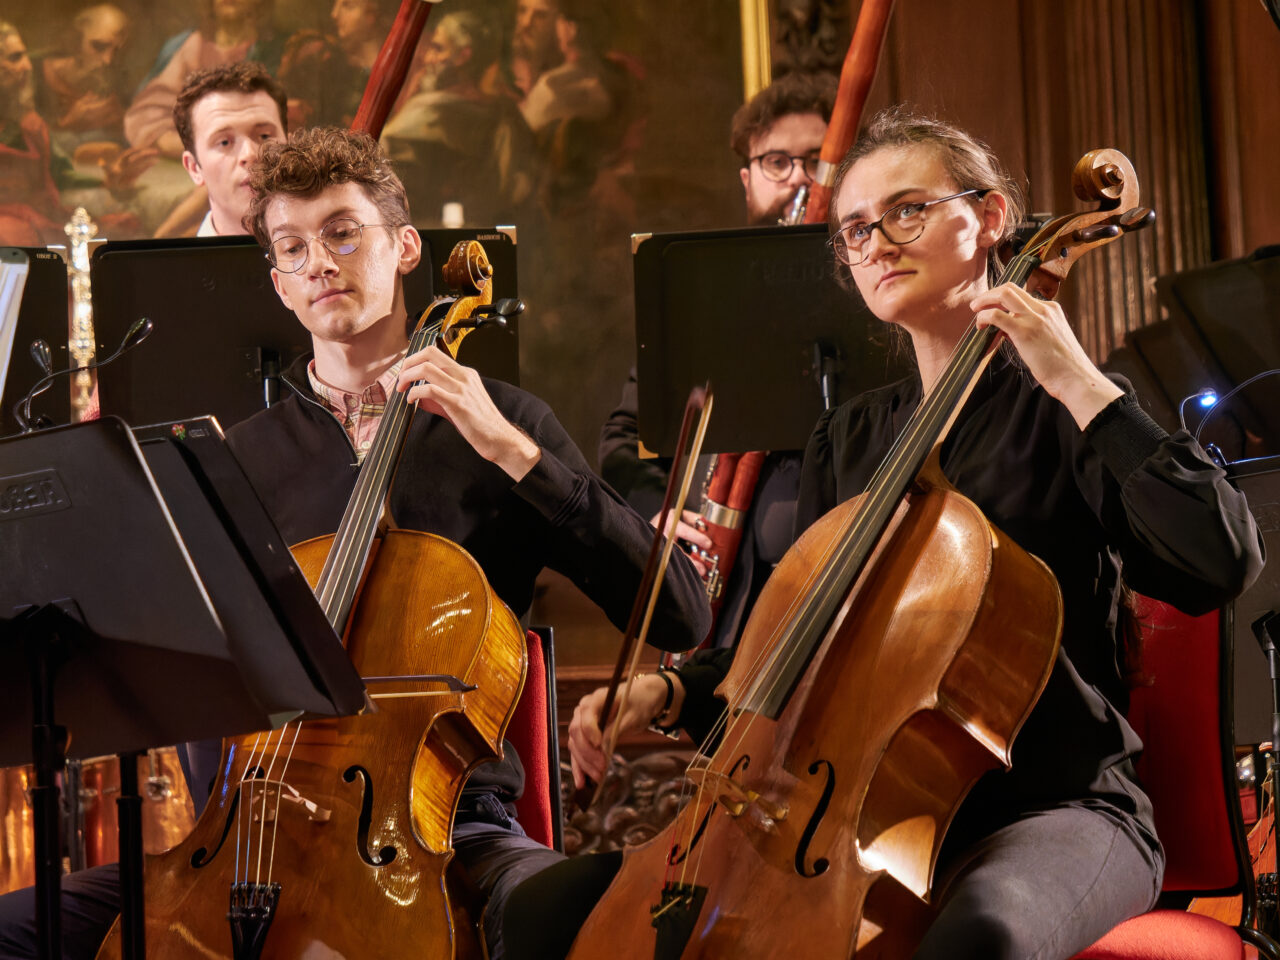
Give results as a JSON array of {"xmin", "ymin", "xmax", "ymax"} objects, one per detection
[
  {"xmin": 507, "ymin": 629, "xmax": 560, "ymax": 849},
  {"xmin": 1126, "ymin": 596, "xmax": 1241, "ymax": 893}
]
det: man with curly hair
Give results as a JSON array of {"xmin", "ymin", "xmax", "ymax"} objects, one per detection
[{"xmin": 231, "ymin": 124, "xmax": 706, "ymax": 959}]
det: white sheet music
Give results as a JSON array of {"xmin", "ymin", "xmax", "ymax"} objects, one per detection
[{"xmin": 0, "ymin": 253, "xmax": 31, "ymax": 410}]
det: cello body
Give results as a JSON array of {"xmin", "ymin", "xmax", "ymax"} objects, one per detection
[
  {"xmin": 569, "ymin": 464, "xmax": 1061, "ymax": 958},
  {"xmin": 96, "ymin": 529, "xmax": 526, "ymax": 959}
]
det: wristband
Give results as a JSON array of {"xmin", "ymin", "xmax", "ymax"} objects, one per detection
[{"xmin": 647, "ymin": 667, "xmax": 681, "ymax": 739}]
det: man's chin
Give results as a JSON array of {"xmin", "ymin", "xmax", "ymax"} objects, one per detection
[{"xmin": 746, "ymin": 203, "xmax": 789, "ymax": 227}]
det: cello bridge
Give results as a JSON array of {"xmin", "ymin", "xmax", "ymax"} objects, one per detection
[
  {"xmin": 242, "ymin": 779, "xmax": 331, "ymax": 823},
  {"xmin": 693, "ymin": 769, "xmax": 788, "ymax": 822}
]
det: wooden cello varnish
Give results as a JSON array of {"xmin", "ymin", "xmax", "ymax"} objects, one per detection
[
  {"xmin": 96, "ymin": 242, "xmax": 523, "ymax": 960},
  {"xmin": 571, "ymin": 459, "xmax": 1062, "ymax": 957}
]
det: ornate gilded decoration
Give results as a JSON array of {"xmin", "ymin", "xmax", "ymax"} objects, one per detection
[{"xmin": 64, "ymin": 208, "xmax": 98, "ymax": 423}]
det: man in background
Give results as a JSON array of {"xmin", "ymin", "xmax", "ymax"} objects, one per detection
[
  {"xmin": 510, "ymin": 0, "xmax": 561, "ymax": 98},
  {"xmin": 381, "ymin": 10, "xmax": 535, "ymax": 226},
  {"xmin": 125, "ymin": 0, "xmax": 281, "ymax": 157},
  {"xmin": 279, "ymin": 0, "xmax": 395, "ymax": 128},
  {"xmin": 0, "ymin": 18, "xmax": 144, "ymax": 244},
  {"xmin": 733, "ymin": 70, "xmax": 834, "ymax": 226},
  {"xmin": 171, "ymin": 60, "xmax": 287, "ymax": 236}
]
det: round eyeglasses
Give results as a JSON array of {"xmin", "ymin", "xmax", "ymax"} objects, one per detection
[
  {"xmin": 749, "ymin": 151, "xmax": 821, "ymax": 183},
  {"xmin": 828, "ymin": 189, "xmax": 990, "ymax": 266},
  {"xmin": 267, "ymin": 218, "xmax": 390, "ymax": 274}
]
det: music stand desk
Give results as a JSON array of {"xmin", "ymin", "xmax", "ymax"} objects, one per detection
[{"xmin": 0, "ymin": 416, "xmax": 365, "ymax": 959}]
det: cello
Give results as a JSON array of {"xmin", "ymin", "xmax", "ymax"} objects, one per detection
[
  {"xmin": 96, "ymin": 241, "xmax": 523, "ymax": 960},
  {"xmin": 567, "ymin": 149, "xmax": 1154, "ymax": 959}
]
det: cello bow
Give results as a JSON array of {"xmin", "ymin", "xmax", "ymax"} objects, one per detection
[{"xmin": 585, "ymin": 386, "xmax": 714, "ymax": 805}]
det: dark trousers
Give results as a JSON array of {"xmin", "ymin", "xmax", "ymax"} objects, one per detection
[
  {"xmin": 915, "ymin": 801, "xmax": 1164, "ymax": 960},
  {"xmin": 452, "ymin": 795, "xmax": 566, "ymax": 960},
  {"xmin": 0, "ymin": 863, "xmax": 118, "ymax": 960}
]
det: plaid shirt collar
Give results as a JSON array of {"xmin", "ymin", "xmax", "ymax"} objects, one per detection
[{"xmin": 306, "ymin": 357, "xmax": 405, "ymax": 463}]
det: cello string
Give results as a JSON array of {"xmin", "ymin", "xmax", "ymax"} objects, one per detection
[
  {"xmin": 666, "ymin": 532, "xmax": 837, "ymax": 888},
  {"xmin": 266, "ymin": 722, "xmax": 305, "ymax": 884},
  {"xmin": 317, "ymin": 322, "xmax": 439, "ymax": 621},
  {"xmin": 661, "ymin": 481, "xmax": 846, "ymax": 883},
  {"xmin": 663, "ymin": 560, "xmax": 818, "ymax": 885},
  {"xmin": 315, "ymin": 319, "xmax": 440, "ymax": 623},
  {"xmin": 233, "ymin": 731, "xmax": 266, "ymax": 887},
  {"xmin": 239, "ymin": 730, "xmax": 274, "ymax": 887},
  {"xmin": 253, "ymin": 725, "xmax": 289, "ymax": 888}
]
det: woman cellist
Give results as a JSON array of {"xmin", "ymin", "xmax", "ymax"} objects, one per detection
[{"xmin": 560, "ymin": 108, "xmax": 1265, "ymax": 959}]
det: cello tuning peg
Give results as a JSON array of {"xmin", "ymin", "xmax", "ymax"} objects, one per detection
[
  {"xmin": 1118, "ymin": 206, "xmax": 1156, "ymax": 232},
  {"xmin": 463, "ymin": 298, "xmax": 524, "ymax": 330},
  {"xmin": 1071, "ymin": 223, "xmax": 1121, "ymax": 244},
  {"xmin": 493, "ymin": 298, "xmax": 525, "ymax": 318}
]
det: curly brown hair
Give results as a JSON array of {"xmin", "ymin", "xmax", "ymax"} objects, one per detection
[
  {"xmin": 173, "ymin": 60, "xmax": 287, "ymax": 157},
  {"xmin": 729, "ymin": 72, "xmax": 837, "ymax": 164},
  {"xmin": 247, "ymin": 126, "xmax": 410, "ymax": 245}
]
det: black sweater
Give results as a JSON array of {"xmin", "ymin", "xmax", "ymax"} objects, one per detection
[{"xmin": 227, "ymin": 353, "xmax": 711, "ymax": 802}]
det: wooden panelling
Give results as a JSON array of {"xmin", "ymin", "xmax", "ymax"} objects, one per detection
[{"xmin": 1202, "ymin": 0, "xmax": 1280, "ymax": 260}]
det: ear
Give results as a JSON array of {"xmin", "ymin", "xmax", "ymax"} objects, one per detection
[
  {"xmin": 976, "ymin": 190, "xmax": 1008, "ymax": 250},
  {"xmin": 396, "ymin": 224, "xmax": 422, "ymax": 275},
  {"xmin": 739, "ymin": 165, "xmax": 750, "ymax": 197},
  {"xmin": 270, "ymin": 266, "xmax": 293, "ymax": 312},
  {"xmin": 181, "ymin": 150, "xmax": 204, "ymax": 187}
]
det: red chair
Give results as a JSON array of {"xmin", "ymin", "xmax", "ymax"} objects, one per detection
[
  {"xmin": 506, "ymin": 627, "xmax": 563, "ymax": 851},
  {"xmin": 1072, "ymin": 597, "xmax": 1279, "ymax": 959}
]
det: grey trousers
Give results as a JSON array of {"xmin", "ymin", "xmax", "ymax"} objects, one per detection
[{"xmin": 914, "ymin": 801, "xmax": 1164, "ymax": 960}]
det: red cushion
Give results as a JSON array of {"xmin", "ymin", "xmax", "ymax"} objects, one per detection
[
  {"xmin": 1071, "ymin": 909, "xmax": 1245, "ymax": 959},
  {"xmin": 507, "ymin": 630, "xmax": 554, "ymax": 848}
]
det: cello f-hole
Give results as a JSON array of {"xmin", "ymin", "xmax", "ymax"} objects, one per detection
[
  {"xmin": 343, "ymin": 765, "xmax": 398, "ymax": 867},
  {"xmin": 190, "ymin": 788, "xmax": 242, "ymax": 869},
  {"xmin": 668, "ymin": 799, "xmax": 716, "ymax": 867},
  {"xmin": 794, "ymin": 759, "xmax": 835, "ymax": 878}
]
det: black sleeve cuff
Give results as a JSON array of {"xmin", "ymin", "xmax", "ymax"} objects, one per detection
[{"xmin": 1082, "ymin": 392, "xmax": 1168, "ymax": 485}]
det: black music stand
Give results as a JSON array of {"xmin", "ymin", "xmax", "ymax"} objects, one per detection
[
  {"xmin": 0, "ymin": 417, "xmax": 366, "ymax": 960},
  {"xmin": 632, "ymin": 224, "xmax": 911, "ymax": 456},
  {"xmin": 90, "ymin": 228, "xmax": 520, "ymax": 432}
]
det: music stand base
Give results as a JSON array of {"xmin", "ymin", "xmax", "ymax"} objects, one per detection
[{"xmin": 7, "ymin": 604, "xmax": 77, "ymax": 960}]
